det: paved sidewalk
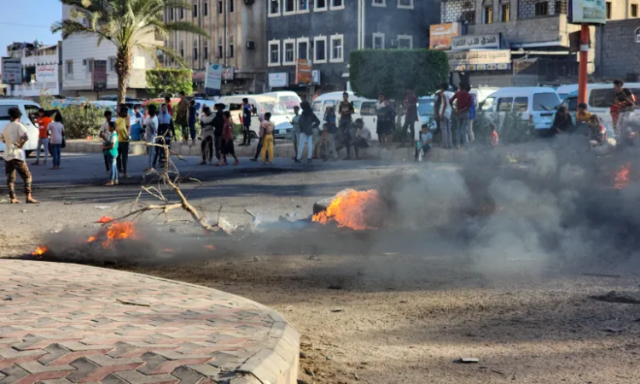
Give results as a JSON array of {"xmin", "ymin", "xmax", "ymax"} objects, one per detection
[{"xmin": 0, "ymin": 260, "xmax": 299, "ymax": 384}]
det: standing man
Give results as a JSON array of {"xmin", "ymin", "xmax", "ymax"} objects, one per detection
[
  {"xmin": 165, "ymin": 96, "xmax": 173, "ymax": 115},
  {"xmin": 401, "ymin": 87, "xmax": 418, "ymax": 147},
  {"xmin": 449, "ymin": 82, "xmax": 472, "ymax": 149},
  {"xmin": 154, "ymin": 103, "xmax": 174, "ymax": 168},
  {"xmin": 291, "ymin": 105, "xmax": 301, "ymax": 160},
  {"xmin": 375, "ymin": 92, "xmax": 387, "ymax": 147},
  {"xmin": 240, "ymin": 98, "xmax": 252, "ymax": 146},
  {"xmin": 467, "ymin": 85, "xmax": 476, "ymax": 142},
  {"xmin": 613, "ymin": 79, "xmax": 635, "ymax": 136},
  {"xmin": 0, "ymin": 108, "xmax": 38, "ymax": 203},
  {"xmin": 144, "ymin": 105, "xmax": 158, "ymax": 172},
  {"xmin": 338, "ymin": 92, "xmax": 355, "ymax": 160},
  {"xmin": 213, "ymin": 103, "xmax": 226, "ymax": 165},
  {"xmin": 34, "ymin": 108, "xmax": 51, "ymax": 166},
  {"xmin": 175, "ymin": 91, "xmax": 189, "ymax": 143},
  {"xmin": 188, "ymin": 99, "xmax": 197, "ymax": 147},
  {"xmin": 434, "ymin": 83, "xmax": 451, "ymax": 149}
]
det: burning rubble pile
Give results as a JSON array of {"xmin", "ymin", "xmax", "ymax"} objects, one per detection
[{"xmin": 312, "ymin": 189, "xmax": 385, "ymax": 230}]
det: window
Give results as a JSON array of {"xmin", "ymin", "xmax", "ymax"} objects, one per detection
[
  {"xmin": 180, "ymin": 7, "xmax": 184, "ymax": 18},
  {"xmin": 170, "ymin": 8, "xmax": 174, "ymax": 20},
  {"xmin": 65, "ymin": 60, "xmax": 73, "ymax": 76},
  {"xmin": 398, "ymin": 0, "xmax": 414, "ymax": 9},
  {"xmin": 229, "ymin": 0, "xmax": 234, "ymax": 12},
  {"xmin": 204, "ymin": 1, "xmax": 208, "ymax": 15},
  {"xmin": 268, "ymin": 40, "xmax": 280, "ymax": 66},
  {"xmin": 204, "ymin": 45, "xmax": 209, "ymax": 60},
  {"xmin": 297, "ymin": 38, "xmax": 309, "ymax": 60},
  {"xmin": 535, "ymin": 2, "xmax": 548, "ymax": 15},
  {"xmin": 636, "ymin": 27, "xmax": 640, "ymax": 42},
  {"xmin": 193, "ymin": 4, "xmax": 198, "ymax": 17},
  {"xmin": 373, "ymin": 32, "xmax": 385, "ymax": 49},
  {"xmin": 501, "ymin": 4, "xmax": 510, "ymax": 21},
  {"xmin": 606, "ymin": 1, "xmax": 611, "ymax": 18},
  {"xmin": 315, "ymin": 0, "xmax": 327, "ymax": 11},
  {"xmin": 373, "ymin": 0, "xmax": 386, "ymax": 6},
  {"xmin": 533, "ymin": 93, "xmax": 560, "ymax": 111},
  {"xmin": 331, "ymin": 0, "xmax": 344, "ymax": 10},
  {"xmin": 299, "ymin": 0, "xmax": 310, "ymax": 12},
  {"xmin": 283, "ymin": 39, "xmax": 295, "ymax": 64},
  {"xmin": 284, "ymin": 0, "xmax": 296, "ymax": 13},
  {"xmin": 484, "ymin": 5, "xmax": 493, "ymax": 23},
  {"xmin": 229, "ymin": 43, "xmax": 234, "ymax": 58},
  {"xmin": 360, "ymin": 101, "xmax": 377, "ymax": 116},
  {"xmin": 632, "ymin": 3, "xmax": 638, "ymax": 16},
  {"xmin": 0, "ymin": 105, "xmax": 19, "ymax": 121},
  {"xmin": 108, "ymin": 57, "xmax": 117, "ymax": 72},
  {"xmin": 398, "ymin": 35, "xmax": 413, "ymax": 49},
  {"xmin": 462, "ymin": 10, "xmax": 476, "ymax": 24},
  {"xmin": 269, "ymin": 0, "xmax": 280, "ymax": 16},
  {"xmin": 85, "ymin": 59, "xmax": 93, "ymax": 73},
  {"xmin": 514, "ymin": 97, "xmax": 528, "ymax": 112},
  {"xmin": 330, "ymin": 35, "xmax": 344, "ymax": 62},
  {"xmin": 314, "ymin": 36, "xmax": 327, "ymax": 63},
  {"xmin": 219, "ymin": 0, "xmax": 223, "ymax": 13},
  {"xmin": 497, "ymin": 97, "xmax": 513, "ymax": 112},
  {"xmin": 554, "ymin": 0, "xmax": 566, "ymax": 14}
]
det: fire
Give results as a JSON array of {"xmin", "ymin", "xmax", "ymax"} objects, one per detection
[
  {"xmin": 312, "ymin": 189, "xmax": 383, "ymax": 230},
  {"xmin": 204, "ymin": 244, "xmax": 216, "ymax": 250},
  {"xmin": 164, "ymin": 248, "xmax": 174, "ymax": 253},
  {"xmin": 87, "ymin": 235, "xmax": 97, "ymax": 243},
  {"xmin": 31, "ymin": 246, "xmax": 49, "ymax": 256},
  {"xmin": 614, "ymin": 162, "xmax": 631, "ymax": 190},
  {"xmin": 86, "ymin": 221, "xmax": 139, "ymax": 249},
  {"xmin": 98, "ymin": 216, "xmax": 115, "ymax": 223}
]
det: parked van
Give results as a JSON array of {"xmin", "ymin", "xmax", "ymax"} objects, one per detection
[
  {"xmin": 262, "ymin": 91, "xmax": 302, "ymax": 113},
  {"xmin": 483, "ymin": 87, "xmax": 561, "ymax": 131},
  {"xmin": 561, "ymin": 83, "xmax": 640, "ymax": 128},
  {"xmin": 417, "ymin": 92, "xmax": 454, "ymax": 128},
  {"xmin": 217, "ymin": 95, "xmax": 293, "ymax": 139},
  {"xmin": 556, "ymin": 84, "xmax": 578, "ymax": 100},
  {"xmin": 0, "ymin": 99, "xmax": 42, "ymax": 157},
  {"xmin": 312, "ymin": 92, "xmax": 389, "ymax": 140}
]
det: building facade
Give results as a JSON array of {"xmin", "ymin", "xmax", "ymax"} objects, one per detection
[
  {"xmin": 164, "ymin": 0, "xmax": 268, "ymax": 94},
  {"xmin": 437, "ymin": 0, "xmax": 632, "ymax": 87},
  {"xmin": 60, "ymin": 5, "xmax": 161, "ymax": 99},
  {"xmin": 6, "ymin": 42, "xmax": 62, "ymax": 98},
  {"xmin": 266, "ymin": 0, "xmax": 439, "ymax": 94},
  {"xmin": 595, "ymin": 19, "xmax": 640, "ymax": 81}
]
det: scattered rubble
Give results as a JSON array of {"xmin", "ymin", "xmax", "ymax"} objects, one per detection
[{"xmin": 592, "ymin": 291, "xmax": 640, "ymax": 304}]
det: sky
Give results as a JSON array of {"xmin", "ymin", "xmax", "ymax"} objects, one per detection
[{"xmin": 0, "ymin": 0, "xmax": 61, "ymax": 56}]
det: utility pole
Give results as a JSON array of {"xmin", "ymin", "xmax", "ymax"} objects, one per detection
[{"xmin": 577, "ymin": 24, "xmax": 589, "ymax": 106}]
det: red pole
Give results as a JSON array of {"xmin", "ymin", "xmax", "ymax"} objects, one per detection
[{"xmin": 577, "ymin": 24, "xmax": 590, "ymax": 107}]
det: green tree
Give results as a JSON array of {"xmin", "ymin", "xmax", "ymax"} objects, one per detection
[
  {"xmin": 349, "ymin": 49, "xmax": 449, "ymax": 99},
  {"xmin": 52, "ymin": 0, "xmax": 208, "ymax": 104},
  {"xmin": 146, "ymin": 68, "xmax": 193, "ymax": 98}
]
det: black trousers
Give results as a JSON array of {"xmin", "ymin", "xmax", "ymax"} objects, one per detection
[
  {"xmin": 116, "ymin": 142, "xmax": 129, "ymax": 174},
  {"xmin": 402, "ymin": 118, "xmax": 416, "ymax": 143},
  {"xmin": 153, "ymin": 137, "xmax": 171, "ymax": 167},
  {"xmin": 201, "ymin": 136, "xmax": 214, "ymax": 162},
  {"xmin": 242, "ymin": 124, "xmax": 251, "ymax": 145}
]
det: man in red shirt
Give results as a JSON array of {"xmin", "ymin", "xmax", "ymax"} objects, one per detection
[
  {"xmin": 34, "ymin": 108, "xmax": 52, "ymax": 165},
  {"xmin": 449, "ymin": 82, "xmax": 473, "ymax": 148}
]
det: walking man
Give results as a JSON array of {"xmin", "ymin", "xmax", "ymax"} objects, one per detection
[
  {"xmin": 240, "ymin": 98, "xmax": 252, "ymax": 146},
  {"xmin": 401, "ymin": 87, "xmax": 418, "ymax": 147},
  {"xmin": 34, "ymin": 108, "xmax": 51, "ymax": 166},
  {"xmin": 434, "ymin": 83, "xmax": 451, "ymax": 149},
  {"xmin": 450, "ymin": 82, "xmax": 472, "ymax": 149},
  {"xmin": 0, "ymin": 108, "xmax": 38, "ymax": 203},
  {"xmin": 144, "ymin": 105, "xmax": 158, "ymax": 172},
  {"xmin": 338, "ymin": 92, "xmax": 355, "ymax": 160},
  {"xmin": 295, "ymin": 101, "xmax": 320, "ymax": 163},
  {"xmin": 613, "ymin": 79, "xmax": 635, "ymax": 137}
]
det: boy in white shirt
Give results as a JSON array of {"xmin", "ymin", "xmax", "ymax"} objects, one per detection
[{"xmin": 0, "ymin": 107, "xmax": 38, "ymax": 203}]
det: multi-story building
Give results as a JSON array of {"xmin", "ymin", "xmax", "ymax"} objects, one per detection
[
  {"xmin": 60, "ymin": 4, "xmax": 161, "ymax": 99},
  {"xmin": 163, "ymin": 0, "xmax": 267, "ymax": 94},
  {"xmin": 595, "ymin": 19, "xmax": 640, "ymax": 80},
  {"xmin": 6, "ymin": 41, "xmax": 62, "ymax": 98},
  {"xmin": 266, "ymin": 0, "xmax": 439, "ymax": 94},
  {"xmin": 436, "ymin": 0, "xmax": 633, "ymax": 87}
]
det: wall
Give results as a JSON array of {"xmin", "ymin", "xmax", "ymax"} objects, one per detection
[
  {"xmin": 595, "ymin": 19, "xmax": 640, "ymax": 79},
  {"xmin": 365, "ymin": 1, "xmax": 436, "ymax": 49}
]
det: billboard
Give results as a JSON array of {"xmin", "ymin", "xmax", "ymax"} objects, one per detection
[
  {"xmin": 1, "ymin": 57, "xmax": 22, "ymax": 85},
  {"xmin": 452, "ymin": 34, "xmax": 501, "ymax": 50},
  {"xmin": 268, "ymin": 73, "xmax": 288, "ymax": 88},
  {"xmin": 568, "ymin": 0, "xmax": 606, "ymax": 24},
  {"xmin": 296, "ymin": 59, "xmax": 312, "ymax": 84},
  {"xmin": 93, "ymin": 60, "xmax": 108, "ymax": 91},
  {"xmin": 205, "ymin": 63, "xmax": 223, "ymax": 95},
  {"xmin": 36, "ymin": 64, "xmax": 57, "ymax": 82},
  {"xmin": 448, "ymin": 50, "xmax": 512, "ymax": 71},
  {"xmin": 429, "ymin": 23, "xmax": 460, "ymax": 50}
]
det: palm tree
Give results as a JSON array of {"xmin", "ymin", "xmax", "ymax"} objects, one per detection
[{"xmin": 52, "ymin": 0, "xmax": 208, "ymax": 104}]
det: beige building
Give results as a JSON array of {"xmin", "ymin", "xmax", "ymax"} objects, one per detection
[
  {"xmin": 438, "ymin": 0, "xmax": 634, "ymax": 86},
  {"xmin": 164, "ymin": 0, "xmax": 267, "ymax": 94}
]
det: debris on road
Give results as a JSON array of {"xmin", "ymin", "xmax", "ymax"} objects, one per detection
[
  {"xmin": 95, "ymin": 206, "xmax": 109, "ymax": 210},
  {"xmin": 331, "ymin": 308, "xmax": 344, "ymax": 313},
  {"xmin": 218, "ymin": 218, "xmax": 237, "ymax": 234},
  {"xmin": 116, "ymin": 298, "xmax": 151, "ymax": 307},
  {"xmin": 592, "ymin": 291, "xmax": 640, "ymax": 304},
  {"xmin": 457, "ymin": 357, "xmax": 480, "ymax": 364}
]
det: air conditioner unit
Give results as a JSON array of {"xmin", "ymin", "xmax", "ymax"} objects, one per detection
[{"xmin": 246, "ymin": 41, "xmax": 256, "ymax": 49}]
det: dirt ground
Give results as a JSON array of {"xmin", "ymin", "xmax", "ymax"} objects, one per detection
[{"xmin": 3, "ymin": 154, "xmax": 640, "ymax": 384}]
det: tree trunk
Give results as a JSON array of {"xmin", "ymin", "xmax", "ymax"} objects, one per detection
[{"xmin": 116, "ymin": 48, "xmax": 132, "ymax": 105}]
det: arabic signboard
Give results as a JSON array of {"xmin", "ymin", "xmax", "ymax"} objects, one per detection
[
  {"xmin": 268, "ymin": 72, "xmax": 288, "ymax": 88},
  {"xmin": 448, "ymin": 50, "xmax": 512, "ymax": 71},
  {"xmin": 568, "ymin": 0, "xmax": 606, "ymax": 24},
  {"xmin": 452, "ymin": 34, "xmax": 501, "ymax": 50},
  {"xmin": 93, "ymin": 60, "xmax": 108, "ymax": 91},
  {"xmin": 296, "ymin": 59, "xmax": 312, "ymax": 84},
  {"xmin": 36, "ymin": 64, "xmax": 57, "ymax": 82},
  {"xmin": 1, "ymin": 57, "xmax": 22, "ymax": 85},
  {"xmin": 429, "ymin": 23, "xmax": 460, "ymax": 50},
  {"xmin": 205, "ymin": 63, "xmax": 223, "ymax": 94}
]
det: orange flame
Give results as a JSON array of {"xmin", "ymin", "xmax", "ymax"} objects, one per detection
[
  {"xmin": 87, "ymin": 235, "xmax": 97, "ymax": 243},
  {"xmin": 86, "ymin": 221, "xmax": 139, "ymax": 249},
  {"xmin": 312, "ymin": 189, "xmax": 383, "ymax": 230},
  {"xmin": 204, "ymin": 244, "xmax": 216, "ymax": 250},
  {"xmin": 614, "ymin": 162, "xmax": 631, "ymax": 190},
  {"xmin": 97, "ymin": 216, "xmax": 115, "ymax": 224},
  {"xmin": 31, "ymin": 246, "xmax": 49, "ymax": 256}
]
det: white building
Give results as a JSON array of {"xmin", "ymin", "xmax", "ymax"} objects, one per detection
[
  {"xmin": 61, "ymin": 4, "xmax": 162, "ymax": 99},
  {"xmin": 6, "ymin": 42, "xmax": 61, "ymax": 98}
]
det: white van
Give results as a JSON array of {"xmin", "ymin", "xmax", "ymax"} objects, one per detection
[
  {"xmin": 565, "ymin": 83, "xmax": 640, "ymax": 128},
  {"xmin": 0, "ymin": 99, "xmax": 42, "ymax": 157},
  {"xmin": 217, "ymin": 95, "xmax": 293, "ymax": 139},
  {"xmin": 483, "ymin": 87, "xmax": 561, "ymax": 131},
  {"xmin": 556, "ymin": 84, "xmax": 578, "ymax": 100},
  {"xmin": 312, "ymin": 92, "xmax": 387, "ymax": 140},
  {"xmin": 262, "ymin": 91, "xmax": 302, "ymax": 114}
]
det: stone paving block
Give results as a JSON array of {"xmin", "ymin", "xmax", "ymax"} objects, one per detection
[
  {"xmin": 0, "ymin": 364, "xmax": 30, "ymax": 384},
  {"xmin": 111, "ymin": 370, "xmax": 179, "ymax": 384}
]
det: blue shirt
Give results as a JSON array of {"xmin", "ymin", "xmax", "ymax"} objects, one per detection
[
  {"xmin": 157, "ymin": 111, "xmax": 172, "ymax": 125},
  {"xmin": 243, "ymin": 104, "xmax": 252, "ymax": 126},
  {"xmin": 469, "ymin": 94, "xmax": 476, "ymax": 120}
]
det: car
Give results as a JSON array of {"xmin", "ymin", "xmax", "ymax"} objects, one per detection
[
  {"xmin": 483, "ymin": 87, "xmax": 561, "ymax": 131},
  {"xmin": 0, "ymin": 99, "xmax": 42, "ymax": 158}
]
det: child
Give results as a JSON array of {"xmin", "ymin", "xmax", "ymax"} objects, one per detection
[
  {"xmin": 99, "ymin": 110, "xmax": 113, "ymax": 173},
  {"xmin": 353, "ymin": 118, "xmax": 370, "ymax": 159},
  {"xmin": 218, "ymin": 111, "xmax": 240, "ymax": 166},
  {"xmin": 415, "ymin": 125, "xmax": 433, "ymax": 162},
  {"xmin": 48, "ymin": 113, "xmax": 65, "ymax": 170},
  {"xmin": 260, "ymin": 112, "xmax": 275, "ymax": 165},
  {"xmin": 576, "ymin": 103, "xmax": 592, "ymax": 124},
  {"xmin": 588, "ymin": 114, "xmax": 606, "ymax": 148},
  {"xmin": 489, "ymin": 123, "xmax": 499, "ymax": 147},
  {"xmin": 103, "ymin": 121, "xmax": 119, "ymax": 186},
  {"xmin": 323, "ymin": 107, "xmax": 338, "ymax": 161}
]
